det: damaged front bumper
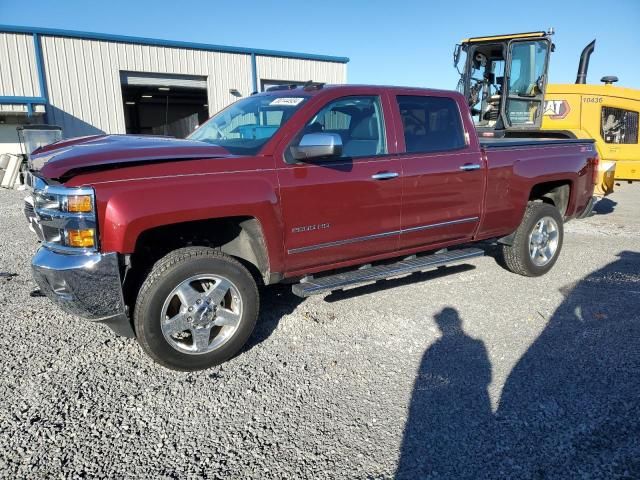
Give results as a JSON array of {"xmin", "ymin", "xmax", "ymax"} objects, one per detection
[{"xmin": 31, "ymin": 248, "xmax": 134, "ymax": 337}]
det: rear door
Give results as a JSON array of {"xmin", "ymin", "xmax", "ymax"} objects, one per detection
[
  {"xmin": 393, "ymin": 92, "xmax": 485, "ymax": 250},
  {"xmin": 276, "ymin": 90, "xmax": 402, "ymax": 274}
]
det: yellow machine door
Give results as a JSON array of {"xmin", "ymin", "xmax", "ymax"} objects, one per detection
[{"xmin": 502, "ymin": 40, "xmax": 551, "ymax": 129}]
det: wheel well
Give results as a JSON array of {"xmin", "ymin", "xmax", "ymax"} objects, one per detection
[
  {"xmin": 529, "ymin": 181, "xmax": 571, "ymax": 217},
  {"xmin": 124, "ymin": 217, "xmax": 270, "ymax": 309}
]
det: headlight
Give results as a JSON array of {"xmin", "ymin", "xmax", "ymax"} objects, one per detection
[
  {"xmin": 32, "ymin": 184, "xmax": 98, "ymax": 253},
  {"xmin": 67, "ymin": 195, "xmax": 94, "ymax": 213}
]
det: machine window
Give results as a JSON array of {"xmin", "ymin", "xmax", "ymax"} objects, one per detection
[
  {"xmin": 601, "ymin": 107, "xmax": 639, "ymax": 144},
  {"xmin": 508, "ymin": 41, "xmax": 548, "ymax": 97},
  {"xmin": 302, "ymin": 96, "xmax": 387, "ymax": 158},
  {"xmin": 397, "ymin": 96, "xmax": 466, "ymax": 153}
]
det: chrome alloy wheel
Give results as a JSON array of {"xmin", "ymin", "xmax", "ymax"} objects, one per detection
[
  {"xmin": 160, "ymin": 274, "xmax": 243, "ymax": 355},
  {"xmin": 528, "ymin": 216, "xmax": 560, "ymax": 267}
]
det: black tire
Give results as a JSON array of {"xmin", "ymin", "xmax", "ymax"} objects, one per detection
[
  {"xmin": 500, "ymin": 202, "xmax": 564, "ymax": 277},
  {"xmin": 134, "ymin": 247, "xmax": 259, "ymax": 371}
]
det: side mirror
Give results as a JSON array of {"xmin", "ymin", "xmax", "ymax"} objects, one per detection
[{"xmin": 291, "ymin": 133, "xmax": 342, "ymax": 160}]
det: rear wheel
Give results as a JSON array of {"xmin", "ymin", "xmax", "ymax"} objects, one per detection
[
  {"xmin": 501, "ymin": 202, "xmax": 564, "ymax": 277},
  {"xmin": 134, "ymin": 247, "xmax": 259, "ymax": 371}
]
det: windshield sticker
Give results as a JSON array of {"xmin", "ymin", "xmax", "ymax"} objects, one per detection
[{"xmin": 269, "ymin": 97, "xmax": 305, "ymax": 106}]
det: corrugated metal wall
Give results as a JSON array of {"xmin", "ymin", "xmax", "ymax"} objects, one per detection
[
  {"xmin": 0, "ymin": 31, "xmax": 347, "ymax": 138},
  {"xmin": 256, "ymin": 56, "xmax": 346, "ymax": 87},
  {"xmin": 0, "ymin": 33, "xmax": 40, "ymax": 97},
  {"xmin": 40, "ymin": 37, "xmax": 254, "ymax": 137}
]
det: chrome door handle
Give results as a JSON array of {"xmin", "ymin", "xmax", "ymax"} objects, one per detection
[
  {"xmin": 371, "ymin": 171, "xmax": 399, "ymax": 180},
  {"xmin": 459, "ymin": 163, "xmax": 481, "ymax": 171}
]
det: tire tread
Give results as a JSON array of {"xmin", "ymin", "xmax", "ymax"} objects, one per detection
[
  {"xmin": 501, "ymin": 202, "xmax": 563, "ymax": 277},
  {"xmin": 134, "ymin": 247, "xmax": 258, "ymax": 370}
]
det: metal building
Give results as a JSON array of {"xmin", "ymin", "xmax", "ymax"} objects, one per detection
[{"xmin": 0, "ymin": 25, "xmax": 348, "ymax": 155}]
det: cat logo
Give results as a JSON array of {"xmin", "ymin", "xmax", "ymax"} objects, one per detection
[{"xmin": 543, "ymin": 100, "xmax": 570, "ymax": 119}]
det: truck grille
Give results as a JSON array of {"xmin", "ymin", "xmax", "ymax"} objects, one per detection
[{"xmin": 24, "ymin": 196, "xmax": 45, "ymax": 242}]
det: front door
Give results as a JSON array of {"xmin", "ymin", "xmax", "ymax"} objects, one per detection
[
  {"xmin": 394, "ymin": 93, "xmax": 485, "ymax": 250},
  {"xmin": 277, "ymin": 93, "xmax": 402, "ymax": 274}
]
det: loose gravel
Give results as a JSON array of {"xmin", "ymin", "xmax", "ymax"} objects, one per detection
[{"xmin": 0, "ymin": 184, "xmax": 639, "ymax": 479}]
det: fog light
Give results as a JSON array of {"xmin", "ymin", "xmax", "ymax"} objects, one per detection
[
  {"xmin": 67, "ymin": 195, "xmax": 93, "ymax": 213},
  {"xmin": 67, "ymin": 229, "xmax": 95, "ymax": 248}
]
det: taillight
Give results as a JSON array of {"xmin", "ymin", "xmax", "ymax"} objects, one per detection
[{"xmin": 592, "ymin": 155, "xmax": 600, "ymax": 185}]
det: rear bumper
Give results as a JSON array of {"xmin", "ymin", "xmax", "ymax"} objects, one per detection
[{"xmin": 31, "ymin": 248, "xmax": 134, "ymax": 337}]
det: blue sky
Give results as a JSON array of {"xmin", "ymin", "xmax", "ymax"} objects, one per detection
[{"xmin": 1, "ymin": 0, "xmax": 639, "ymax": 89}]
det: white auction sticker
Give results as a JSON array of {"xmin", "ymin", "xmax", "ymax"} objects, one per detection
[{"xmin": 269, "ymin": 97, "xmax": 305, "ymax": 106}]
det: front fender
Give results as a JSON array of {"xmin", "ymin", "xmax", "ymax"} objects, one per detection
[{"xmin": 94, "ymin": 171, "xmax": 285, "ymax": 272}]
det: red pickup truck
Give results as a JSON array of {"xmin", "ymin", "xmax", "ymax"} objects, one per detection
[{"xmin": 25, "ymin": 84, "xmax": 597, "ymax": 370}]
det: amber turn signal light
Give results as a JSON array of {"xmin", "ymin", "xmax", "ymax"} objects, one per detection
[
  {"xmin": 66, "ymin": 229, "xmax": 95, "ymax": 248},
  {"xmin": 67, "ymin": 195, "xmax": 93, "ymax": 213}
]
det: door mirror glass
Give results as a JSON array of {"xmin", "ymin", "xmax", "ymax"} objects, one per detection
[{"xmin": 291, "ymin": 133, "xmax": 343, "ymax": 160}]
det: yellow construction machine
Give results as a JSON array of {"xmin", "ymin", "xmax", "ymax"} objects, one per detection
[{"xmin": 454, "ymin": 31, "xmax": 640, "ymax": 195}]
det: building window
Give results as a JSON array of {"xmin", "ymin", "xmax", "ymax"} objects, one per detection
[
  {"xmin": 396, "ymin": 96, "xmax": 466, "ymax": 153},
  {"xmin": 601, "ymin": 107, "xmax": 639, "ymax": 144}
]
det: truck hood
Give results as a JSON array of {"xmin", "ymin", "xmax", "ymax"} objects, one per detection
[{"xmin": 31, "ymin": 134, "xmax": 232, "ymax": 180}]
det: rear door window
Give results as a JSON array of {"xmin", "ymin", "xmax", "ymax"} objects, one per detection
[{"xmin": 396, "ymin": 96, "xmax": 466, "ymax": 153}]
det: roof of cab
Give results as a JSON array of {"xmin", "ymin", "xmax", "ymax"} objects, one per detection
[
  {"xmin": 460, "ymin": 31, "xmax": 548, "ymax": 44},
  {"xmin": 257, "ymin": 84, "xmax": 461, "ymax": 97}
]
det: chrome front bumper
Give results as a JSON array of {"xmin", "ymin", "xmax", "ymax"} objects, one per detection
[{"xmin": 31, "ymin": 248, "xmax": 134, "ymax": 337}]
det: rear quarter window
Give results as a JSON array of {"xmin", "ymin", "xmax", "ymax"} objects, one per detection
[{"xmin": 397, "ymin": 96, "xmax": 466, "ymax": 153}]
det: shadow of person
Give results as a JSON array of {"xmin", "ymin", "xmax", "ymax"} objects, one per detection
[
  {"xmin": 396, "ymin": 307, "xmax": 493, "ymax": 479},
  {"xmin": 496, "ymin": 251, "xmax": 640, "ymax": 477}
]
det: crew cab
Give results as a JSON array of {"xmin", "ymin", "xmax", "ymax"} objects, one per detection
[{"xmin": 24, "ymin": 84, "xmax": 597, "ymax": 370}]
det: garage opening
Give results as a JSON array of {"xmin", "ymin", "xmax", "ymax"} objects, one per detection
[{"xmin": 121, "ymin": 72, "xmax": 209, "ymax": 138}]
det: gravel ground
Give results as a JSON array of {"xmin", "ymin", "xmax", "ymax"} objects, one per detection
[{"xmin": 0, "ymin": 184, "xmax": 639, "ymax": 479}]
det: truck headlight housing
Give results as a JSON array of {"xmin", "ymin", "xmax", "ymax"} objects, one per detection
[
  {"xmin": 31, "ymin": 183, "xmax": 98, "ymax": 253},
  {"xmin": 66, "ymin": 195, "xmax": 94, "ymax": 213}
]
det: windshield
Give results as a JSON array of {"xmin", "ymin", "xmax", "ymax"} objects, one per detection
[{"xmin": 188, "ymin": 94, "xmax": 309, "ymax": 155}]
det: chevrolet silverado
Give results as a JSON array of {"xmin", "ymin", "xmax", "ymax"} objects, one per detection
[{"xmin": 24, "ymin": 84, "xmax": 597, "ymax": 370}]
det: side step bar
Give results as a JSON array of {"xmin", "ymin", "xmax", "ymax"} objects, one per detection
[{"xmin": 292, "ymin": 247, "xmax": 484, "ymax": 298}]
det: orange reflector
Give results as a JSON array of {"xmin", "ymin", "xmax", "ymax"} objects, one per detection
[
  {"xmin": 67, "ymin": 229, "xmax": 95, "ymax": 248},
  {"xmin": 67, "ymin": 195, "xmax": 93, "ymax": 213}
]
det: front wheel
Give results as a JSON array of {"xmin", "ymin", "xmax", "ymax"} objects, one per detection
[
  {"xmin": 134, "ymin": 247, "xmax": 259, "ymax": 371},
  {"xmin": 500, "ymin": 202, "xmax": 564, "ymax": 277}
]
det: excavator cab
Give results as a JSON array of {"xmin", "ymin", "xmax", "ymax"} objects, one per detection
[{"xmin": 454, "ymin": 31, "xmax": 553, "ymax": 135}]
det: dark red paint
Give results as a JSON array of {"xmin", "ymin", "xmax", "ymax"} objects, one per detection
[{"xmin": 36, "ymin": 85, "xmax": 596, "ymax": 279}]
